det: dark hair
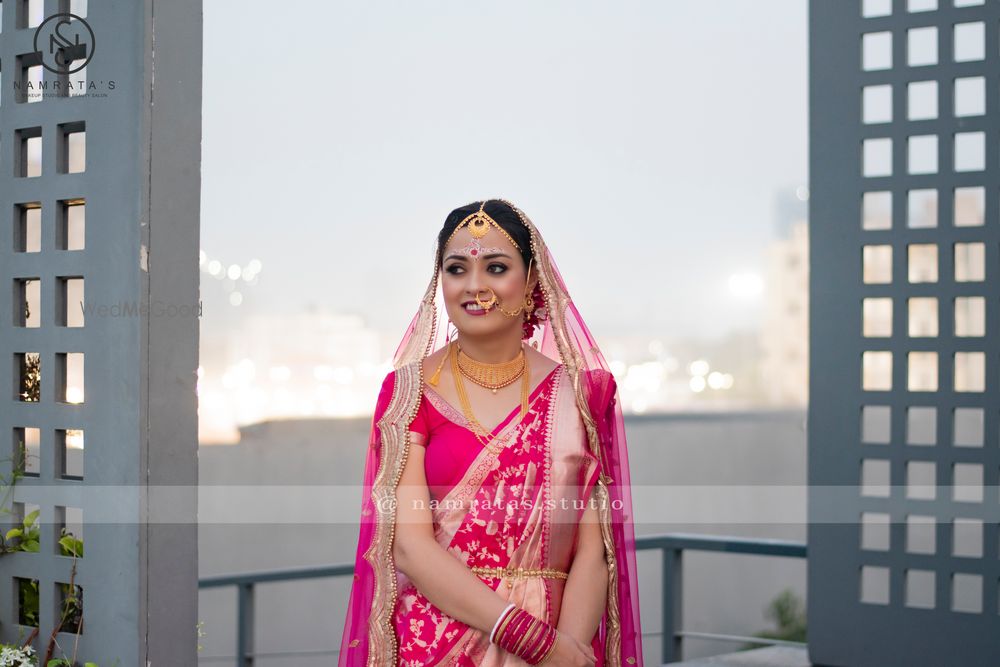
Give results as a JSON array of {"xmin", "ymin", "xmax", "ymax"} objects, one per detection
[{"xmin": 437, "ymin": 200, "xmax": 533, "ymax": 269}]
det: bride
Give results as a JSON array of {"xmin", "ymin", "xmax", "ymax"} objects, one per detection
[{"xmin": 339, "ymin": 199, "xmax": 643, "ymax": 666}]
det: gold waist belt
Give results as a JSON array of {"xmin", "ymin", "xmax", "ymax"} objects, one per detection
[{"xmin": 470, "ymin": 566, "xmax": 569, "ymax": 581}]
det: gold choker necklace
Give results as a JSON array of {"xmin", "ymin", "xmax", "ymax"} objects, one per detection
[
  {"xmin": 457, "ymin": 345, "xmax": 526, "ymax": 393},
  {"xmin": 450, "ymin": 344, "xmax": 530, "ymax": 453}
]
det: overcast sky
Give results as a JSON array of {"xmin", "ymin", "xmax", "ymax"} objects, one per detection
[{"xmin": 200, "ymin": 0, "xmax": 808, "ymax": 342}]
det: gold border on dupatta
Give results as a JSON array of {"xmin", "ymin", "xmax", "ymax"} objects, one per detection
[{"xmin": 363, "ymin": 359, "xmax": 425, "ymax": 666}]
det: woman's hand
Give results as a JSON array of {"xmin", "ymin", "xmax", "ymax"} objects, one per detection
[{"xmin": 540, "ymin": 629, "xmax": 596, "ymax": 666}]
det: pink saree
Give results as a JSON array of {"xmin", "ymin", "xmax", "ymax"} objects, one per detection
[{"xmin": 339, "ymin": 199, "xmax": 643, "ymax": 666}]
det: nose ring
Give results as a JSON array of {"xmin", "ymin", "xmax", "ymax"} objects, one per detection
[{"xmin": 475, "ymin": 288, "xmax": 497, "ymax": 310}]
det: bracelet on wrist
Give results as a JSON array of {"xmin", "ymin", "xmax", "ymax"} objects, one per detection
[{"xmin": 491, "ymin": 606, "xmax": 558, "ymax": 665}]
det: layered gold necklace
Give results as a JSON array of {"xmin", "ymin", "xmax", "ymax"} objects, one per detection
[
  {"xmin": 450, "ymin": 343, "xmax": 530, "ymax": 454},
  {"xmin": 457, "ymin": 345, "xmax": 525, "ymax": 393}
]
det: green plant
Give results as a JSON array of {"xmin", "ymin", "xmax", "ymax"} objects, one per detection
[
  {"xmin": 1, "ymin": 452, "xmax": 196, "ymax": 666},
  {"xmin": 0, "ymin": 453, "xmax": 98, "ymax": 666},
  {"xmin": 0, "ymin": 445, "xmax": 30, "ymax": 532},
  {"xmin": 740, "ymin": 587, "xmax": 807, "ymax": 651}
]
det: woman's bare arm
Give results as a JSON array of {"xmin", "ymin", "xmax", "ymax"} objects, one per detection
[
  {"xmin": 391, "ymin": 431, "xmax": 510, "ymax": 635},
  {"xmin": 556, "ymin": 485, "xmax": 610, "ymax": 646}
]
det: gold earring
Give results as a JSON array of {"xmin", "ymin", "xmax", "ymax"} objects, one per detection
[{"xmin": 428, "ymin": 339, "xmax": 453, "ymax": 387}]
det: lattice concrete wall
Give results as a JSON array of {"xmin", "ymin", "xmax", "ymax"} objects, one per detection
[
  {"xmin": 809, "ymin": 0, "xmax": 999, "ymax": 665},
  {"xmin": 0, "ymin": 1, "xmax": 200, "ymax": 663}
]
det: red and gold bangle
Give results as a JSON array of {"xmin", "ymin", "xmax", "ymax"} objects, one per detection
[{"xmin": 491, "ymin": 606, "xmax": 558, "ymax": 665}]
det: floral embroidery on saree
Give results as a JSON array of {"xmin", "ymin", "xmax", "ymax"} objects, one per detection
[{"xmin": 394, "ymin": 369, "xmax": 564, "ymax": 666}]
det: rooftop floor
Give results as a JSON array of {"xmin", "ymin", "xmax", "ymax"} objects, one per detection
[{"xmin": 668, "ymin": 646, "xmax": 811, "ymax": 666}]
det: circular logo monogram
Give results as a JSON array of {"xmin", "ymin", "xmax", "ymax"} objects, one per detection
[{"xmin": 33, "ymin": 13, "xmax": 95, "ymax": 75}]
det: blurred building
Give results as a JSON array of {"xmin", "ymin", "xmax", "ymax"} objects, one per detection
[
  {"xmin": 198, "ymin": 308, "xmax": 389, "ymax": 443},
  {"xmin": 760, "ymin": 187, "xmax": 809, "ymax": 407}
]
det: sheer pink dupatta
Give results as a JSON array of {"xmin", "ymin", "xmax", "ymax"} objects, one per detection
[{"xmin": 338, "ymin": 199, "xmax": 644, "ymax": 666}]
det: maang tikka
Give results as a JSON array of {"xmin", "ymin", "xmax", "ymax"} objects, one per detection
[{"xmin": 444, "ymin": 200, "xmax": 522, "ymax": 252}]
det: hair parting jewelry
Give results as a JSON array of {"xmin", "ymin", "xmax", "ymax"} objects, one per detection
[{"xmin": 445, "ymin": 200, "xmax": 521, "ymax": 252}]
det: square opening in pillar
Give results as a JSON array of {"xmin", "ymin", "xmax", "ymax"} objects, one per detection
[
  {"xmin": 15, "ymin": 576, "xmax": 40, "ymax": 627},
  {"xmin": 907, "ymin": 134, "xmax": 938, "ymax": 174},
  {"xmin": 907, "ymin": 188, "xmax": 937, "ymax": 228},
  {"xmin": 12, "ymin": 426, "xmax": 40, "ymax": 476},
  {"xmin": 907, "ymin": 297, "xmax": 938, "ymax": 337},
  {"xmin": 952, "ymin": 407, "xmax": 983, "ymax": 447},
  {"xmin": 12, "ymin": 500, "xmax": 41, "ymax": 545},
  {"xmin": 862, "ymin": 191, "xmax": 892, "ymax": 229},
  {"xmin": 57, "ymin": 277, "xmax": 85, "ymax": 327},
  {"xmin": 861, "ymin": 458, "xmax": 891, "ymax": 497},
  {"xmin": 15, "ymin": 51, "xmax": 43, "ymax": 104},
  {"xmin": 953, "ymin": 186, "xmax": 984, "ymax": 227},
  {"xmin": 863, "ymin": 0, "xmax": 892, "ymax": 17},
  {"xmin": 953, "ymin": 242, "xmax": 984, "ymax": 281},
  {"xmin": 906, "ymin": 460, "xmax": 936, "ymax": 499},
  {"xmin": 863, "ymin": 244, "xmax": 892, "ymax": 283},
  {"xmin": 954, "ymin": 296, "xmax": 984, "ymax": 337},
  {"xmin": 57, "ymin": 428, "xmax": 84, "ymax": 479},
  {"xmin": 63, "ymin": 0, "xmax": 89, "ymax": 17},
  {"xmin": 861, "ymin": 512, "xmax": 891, "ymax": 550},
  {"xmin": 907, "ymin": 0, "xmax": 937, "ymax": 11},
  {"xmin": 953, "ymin": 351, "xmax": 984, "ymax": 392},
  {"xmin": 862, "ymin": 405, "xmax": 892, "ymax": 443},
  {"xmin": 906, "ymin": 406, "xmax": 936, "ymax": 445},
  {"xmin": 953, "ymin": 517, "xmax": 983, "ymax": 557},
  {"xmin": 907, "ymin": 80, "xmax": 938, "ymax": 120},
  {"xmin": 952, "ymin": 462, "xmax": 983, "ymax": 502},
  {"xmin": 17, "ymin": 0, "xmax": 44, "ymax": 28},
  {"xmin": 906, "ymin": 188, "xmax": 937, "ymax": 229},
  {"xmin": 863, "ymin": 84, "xmax": 893, "ymax": 124},
  {"xmin": 863, "ymin": 351, "xmax": 893, "ymax": 391},
  {"xmin": 862, "ymin": 31, "xmax": 893, "ymax": 71},
  {"xmin": 863, "ymin": 137, "xmax": 893, "ymax": 176},
  {"xmin": 14, "ymin": 277, "xmax": 41, "ymax": 327},
  {"xmin": 56, "ymin": 505, "xmax": 84, "ymax": 558},
  {"xmin": 908, "ymin": 243, "xmax": 938, "ymax": 282},
  {"xmin": 860, "ymin": 565, "xmax": 890, "ymax": 604},
  {"xmin": 908, "ymin": 351, "xmax": 938, "ymax": 391},
  {"xmin": 56, "ymin": 582, "xmax": 84, "ymax": 634},
  {"xmin": 954, "ymin": 131, "xmax": 985, "ymax": 171},
  {"xmin": 59, "ymin": 198, "xmax": 86, "ymax": 250},
  {"xmin": 15, "ymin": 352, "xmax": 41, "ymax": 402},
  {"xmin": 15, "ymin": 202, "xmax": 42, "ymax": 253},
  {"xmin": 951, "ymin": 573, "xmax": 982, "ymax": 613},
  {"xmin": 905, "ymin": 569, "xmax": 935, "ymax": 609},
  {"xmin": 58, "ymin": 121, "xmax": 86, "ymax": 174},
  {"xmin": 55, "ymin": 352, "xmax": 84, "ymax": 404},
  {"xmin": 15, "ymin": 126, "xmax": 43, "ymax": 177},
  {"xmin": 863, "ymin": 297, "xmax": 893, "ymax": 337},
  {"xmin": 953, "ymin": 22, "xmax": 984, "ymax": 62},
  {"xmin": 907, "ymin": 26, "xmax": 938, "ymax": 66},
  {"xmin": 954, "ymin": 76, "xmax": 985, "ymax": 116},
  {"xmin": 906, "ymin": 514, "xmax": 936, "ymax": 554}
]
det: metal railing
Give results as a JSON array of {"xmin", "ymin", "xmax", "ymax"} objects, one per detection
[
  {"xmin": 638, "ymin": 533, "xmax": 807, "ymax": 663},
  {"xmin": 198, "ymin": 532, "xmax": 807, "ymax": 665}
]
